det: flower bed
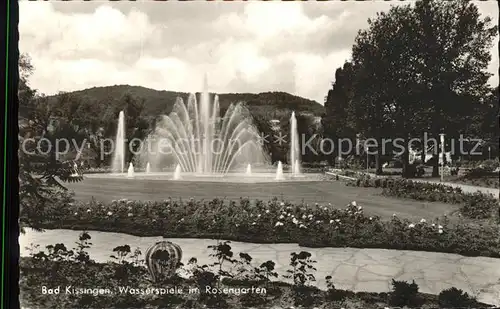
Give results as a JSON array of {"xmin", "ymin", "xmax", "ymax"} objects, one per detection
[
  {"xmin": 20, "ymin": 232, "xmax": 488, "ymax": 309},
  {"xmin": 347, "ymin": 176, "xmax": 499, "ymax": 220},
  {"xmin": 30, "ymin": 198, "xmax": 500, "ymax": 257}
]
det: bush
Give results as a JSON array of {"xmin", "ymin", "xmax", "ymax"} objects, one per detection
[
  {"xmin": 348, "ymin": 177, "xmax": 498, "ymax": 219},
  {"xmin": 438, "ymin": 287, "xmax": 476, "ymax": 308},
  {"xmin": 20, "ymin": 234, "xmax": 493, "ymax": 309},
  {"xmin": 33, "ymin": 198, "xmax": 500, "ymax": 258},
  {"xmin": 389, "ymin": 279, "xmax": 420, "ymax": 307}
]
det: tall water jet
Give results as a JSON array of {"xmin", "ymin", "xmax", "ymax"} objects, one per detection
[
  {"xmin": 290, "ymin": 112, "xmax": 301, "ymax": 176},
  {"xmin": 145, "ymin": 77, "xmax": 268, "ymax": 175},
  {"xmin": 146, "ymin": 162, "xmax": 151, "ymax": 174},
  {"xmin": 276, "ymin": 161, "xmax": 284, "ymax": 180},
  {"xmin": 127, "ymin": 162, "xmax": 134, "ymax": 178},
  {"xmin": 173, "ymin": 164, "xmax": 181, "ymax": 180},
  {"xmin": 246, "ymin": 164, "xmax": 252, "ymax": 176},
  {"xmin": 112, "ymin": 111, "xmax": 126, "ymax": 173}
]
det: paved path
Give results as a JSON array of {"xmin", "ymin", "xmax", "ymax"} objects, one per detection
[{"xmin": 20, "ymin": 229, "xmax": 500, "ymax": 306}]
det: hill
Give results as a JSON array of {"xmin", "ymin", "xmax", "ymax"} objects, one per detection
[{"xmin": 62, "ymin": 85, "xmax": 324, "ymax": 118}]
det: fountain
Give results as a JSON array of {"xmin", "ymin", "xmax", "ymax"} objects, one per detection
[
  {"xmin": 275, "ymin": 161, "xmax": 284, "ymax": 180},
  {"xmin": 293, "ymin": 159, "xmax": 300, "ymax": 175},
  {"xmin": 290, "ymin": 111, "xmax": 301, "ymax": 176},
  {"xmin": 127, "ymin": 162, "xmax": 135, "ymax": 178},
  {"xmin": 145, "ymin": 76, "xmax": 267, "ymax": 175},
  {"xmin": 91, "ymin": 76, "xmax": 324, "ymax": 183},
  {"xmin": 173, "ymin": 164, "xmax": 181, "ymax": 180},
  {"xmin": 112, "ymin": 111, "xmax": 126, "ymax": 173}
]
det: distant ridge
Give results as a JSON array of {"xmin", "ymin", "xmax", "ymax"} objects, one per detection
[{"xmin": 57, "ymin": 85, "xmax": 324, "ymax": 117}]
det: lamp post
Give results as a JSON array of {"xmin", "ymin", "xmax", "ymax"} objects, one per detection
[{"xmin": 439, "ymin": 133, "xmax": 445, "ymax": 182}]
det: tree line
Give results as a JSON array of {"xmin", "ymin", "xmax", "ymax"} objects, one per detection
[{"xmin": 322, "ymin": 0, "xmax": 498, "ymax": 177}]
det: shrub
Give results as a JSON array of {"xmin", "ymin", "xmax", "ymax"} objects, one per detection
[
  {"xmin": 438, "ymin": 287, "xmax": 476, "ymax": 308},
  {"xmin": 389, "ymin": 279, "xmax": 420, "ymax": 307},
  {"xmin": 35, "ymin": 198, "xmax": 500, "ymax": 257},
  {"xmin": 348, "ymin": 177, "xmax": 498, "ymax": 219}
]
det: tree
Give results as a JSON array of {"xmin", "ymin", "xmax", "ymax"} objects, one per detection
[
  {"xmin": 348, "ymin": 0, "xmax": 497, "ymax": 177},
  {"xmin": 18, "ymin": 54, "xmax": 83, "ymax": 231},
  {"xmin": 322, "ymin": 62, "xmax": 357, "ymax": 164},
  {"xmin": 413, "ymin": 0, "xmax": 497, "ymax": 174}
]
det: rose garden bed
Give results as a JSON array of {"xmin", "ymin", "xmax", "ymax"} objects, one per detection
[
  {"xmin": 20, "ymin": 231, "xmax": 491, "ymax": 309},
  {"xmin": 24, "ymin": 197, "xmax": 500, "ymax": 258},
  {"xmin": 347, "ymin": 176, "xmax": 499, "ymax": 220}
]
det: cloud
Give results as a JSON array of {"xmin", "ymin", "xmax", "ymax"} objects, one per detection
[{"xmin": 20, "ymin": 1, "xmax": 499, "ymax": 104}]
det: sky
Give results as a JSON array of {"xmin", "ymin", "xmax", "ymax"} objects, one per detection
[{"xmin": 19, "ymin": 1, "xmax": 499, "ymax": 104}]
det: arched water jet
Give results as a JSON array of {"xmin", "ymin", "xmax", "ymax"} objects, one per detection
[{"xmin": 145, "ymin": 78, "xmax": 268, "ymax": 175}]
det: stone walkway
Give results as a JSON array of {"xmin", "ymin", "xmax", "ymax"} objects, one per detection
[{"xmin": 20, "ymin": 229, "xmax": 500, "ymax": 306}]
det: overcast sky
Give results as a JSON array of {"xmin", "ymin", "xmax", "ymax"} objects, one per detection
[{"xmin": 20, "ymin": 1, "xmax": 498, "ymax": 104}]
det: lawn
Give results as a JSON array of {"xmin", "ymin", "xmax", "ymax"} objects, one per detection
[{"xmin": 66, "ymin": 178, "xmax": 459, "ymax": 221}]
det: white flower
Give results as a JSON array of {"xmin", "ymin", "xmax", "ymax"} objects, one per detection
[
  {"xmin": 335, "ymin": 219, "xmax": 340, "ymax": 223},
  {"xmin": 408, "ymin": 223, "xmax": 415, "ymax": 228},
  {"xmin": 431, "ymin": 223, "xmax": 435, "ymax": 227},
  {"xmin": 420, "ymin": 218, "xmax": 426, "ymax": 223},
  {"xmin": 87, "ymin": 209, "xmax": 91, "ymax": 213},
  {"xmin": 299, "ymin": 224, "xmax": 307, "ymax": 229},
  {"xmin": 279, "ymin": 215, "xmax": 284, "ymax": 219},
  {"xmin": 287, "ymin": 213, "xmax": 291, "ymax": 217},
  {"xmin": 329, "ymin": 219, "xmax": 334, "ymax": 224},
  {"xmin": 250, "ymin": 214, "xmax": 253, "ymax": 217},
  {"xmin": 107, "ymin": 211, "xmax": 113, "ymax": 216},
  {"xmin": 128, "ymin": 206, "xmax": 133, "ymax": 211},
  {"xmin": 358, "ymin": 206, "xmax": 362, "ymax": 210},
  {"xmin": 127, "ymin": 213, "xmax": 133, "ymax": 217},
  {"xmin": 438, "ymin": 225, "xmax": 443, "ymax": 229},
  {"xmin": 369, "ymin": 217, "xmax": 373, "ymax": 220},
  {"xmin": 266, "ymin": 210, "xmax": 270, "ymax": 214},
  {"xmin": 351, "ymin": 201, "xmax": 357, "ymax": 206},
  {"xmin": 280, "ymin": 202, "xmax": 285, "ymax": 206},
  {"xmin": 302, "ymin": 215, "xmax": 307, "ymax": 219},
  {"xmin": 252, "ymin": 222, "xmax": 256, "ymax": 225},
  {"xmin": 438, "ymin": 229, "xmax": 443, "ymax": 234},
  {"xmin": 392, "ymin": 213, "xmax": 397, "ymax": 217},
  {"xmin": 308, "ymin": 214, "xmax": 313, "ymax": 218},
  {"xmin": 315, "ymin": 220, "xmax": 322, "ymax": 224},
  {"xmin": 74, "ymin": 212, "xmax": 78, "ymax": 216},
  {"xmin": 323, "ymin": 207, "xmax": 328, "ymax": 211},
  {"xmin": 292, "ymin": 218, "xmax": 299, "ymax": 225},
  {"xmin": 328, "ymin": 203, "xmax": 331, "ymax": 206},
  {"xmin": 315, "ymin": 203, "xmax": 319, "ymax": 206},
  {"xmin": 111, "ymin": 200, "xmax": 117, "ymax": 203},
  {"xmin": 275, "ymin": 221, "xmax": 284, "ymax": 227},
  {"xmin": 180, "ymin": 218, "xmax": 184, "ymax": 221},
  {"xmin": 257, "ymin": 214, "xmax": 261, "ymax": 218}
]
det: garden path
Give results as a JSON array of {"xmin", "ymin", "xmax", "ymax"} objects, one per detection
[{"xmin": 20, "ymin": 228, "xmax": 500, "ymax": 306}]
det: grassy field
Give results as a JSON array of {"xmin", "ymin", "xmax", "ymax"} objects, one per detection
[{"xmin": 66, "ymin": 178, "xmax": 459, "ymax": 221}]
